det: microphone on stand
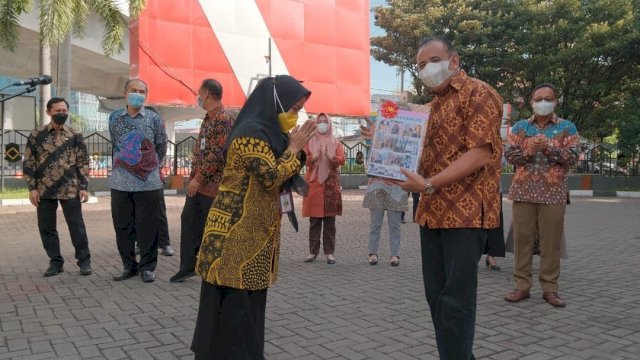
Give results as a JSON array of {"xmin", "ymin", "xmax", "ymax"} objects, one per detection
[{"xmin": 12, "ymin": 75, "xmax": 52, "ymax": 86}]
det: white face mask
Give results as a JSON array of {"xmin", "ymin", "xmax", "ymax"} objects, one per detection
[
  {"xmin": 419, "ymin": 60, "xmax": 453, "ymax": 88},
  {"xmin": 532, "ymin": 100, "xmax": 555, "ymax": 116},
  {"xmin": 316, "ymin": 123, "xmax": 329, "ymax": 134}
]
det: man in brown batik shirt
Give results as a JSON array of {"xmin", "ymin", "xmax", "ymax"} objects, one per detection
[
  {"xmin": 364, "ymin": 37, "xmax": 503, "ymax": 360},
  {"xmin": 23, "ymin": 97, "xmax": 92, "ymax": 277}
]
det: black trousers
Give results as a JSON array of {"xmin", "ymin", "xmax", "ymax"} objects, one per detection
[
  {"xmin": 191, "ymin": 281, "xmax": 267, "ymax": 360},
  {"xmin": 420, "ymin": 227, "xmax": 486, "ymax": 360},
  {"xmin": 412, "ymin": 192, "xmax": 421, "ymax": 220},
  {"xmin": 178, "ymin": 193, "xmax": 213, "ymax": 273},
  {"xmin": 308, "ymin": 216, "xmax": 336, "ymax": 255},
  {"xmin": 157, "ymin": 194, "xmax": 170, "ymax": 247},
  {"xmin": 37, "ymin": 198, "xmax": 90, "ymax": 268},
  {"xmin": 111, "ymin": 189, "xmax": 162, "ymax": 272}
]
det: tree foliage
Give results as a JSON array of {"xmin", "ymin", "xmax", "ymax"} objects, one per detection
[
  {"xmin": 371, "ymin": 0, "xmax": 640, "ymax": 141},
  {"xmin": 0, "ymin": 0, "xmax": 146, "ymax": 56}
]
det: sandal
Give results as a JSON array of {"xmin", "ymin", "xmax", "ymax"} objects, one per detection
[
  {"xmin": 326, "ymin": 254, "xmax": 336, "ymax": 265},
  {"xmin": 368, "ymin": 254, "xmax": 378, "ymax": 265},
  {"xmin": 304, "ymin": 254, "xmax": 317, "ymax": 263},
  {"xmin": 390, "ymin": 256, "xmax": 400, "ymax": 267}
]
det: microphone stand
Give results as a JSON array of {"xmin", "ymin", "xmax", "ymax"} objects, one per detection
[{"xmin": 1, "ymin": 86, "xmax": 37, "ymax": 192}]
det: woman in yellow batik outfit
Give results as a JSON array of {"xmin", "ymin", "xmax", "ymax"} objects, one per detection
[{"xmin": 190, "ymin": 75, "xmax": 315, "ymax": 360}]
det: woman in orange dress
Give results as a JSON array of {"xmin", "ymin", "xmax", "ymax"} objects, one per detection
[{"xmin": 302, "ymin": 113, "xmax": 345, "ymax": 264}]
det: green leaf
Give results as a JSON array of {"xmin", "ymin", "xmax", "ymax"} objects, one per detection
[
  {"xmin": 39, "ymin": 0, "xmax": 75, "ymax": 46},
  {"xmin": 89, "ymin": 0, "xmax": 127, "ymax": 56},
  {"xmin": 0, "ymin": 0, "xmax": 32, "ymax": 51}
]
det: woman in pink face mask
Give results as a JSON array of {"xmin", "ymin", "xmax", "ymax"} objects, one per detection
[{"xmin": 302, "ymin": 113, "xmax": 345, "ymax": 264}]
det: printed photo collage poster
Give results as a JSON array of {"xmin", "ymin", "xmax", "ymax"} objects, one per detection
[{"xmin": 367, "ymin": 100, "xmax": 429, "ymax": 181}]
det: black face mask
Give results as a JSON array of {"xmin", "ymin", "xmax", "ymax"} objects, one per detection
[{"xmin": 51, "ymin": 113, "xmax": 68, "ymax": 125}]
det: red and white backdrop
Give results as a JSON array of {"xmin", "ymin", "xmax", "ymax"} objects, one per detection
[{"xmin": 129, "ymin": 0, "xmax": 371, "ymax": 116}]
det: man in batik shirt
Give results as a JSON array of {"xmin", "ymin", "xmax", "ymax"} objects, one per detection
[
  {"xmin": 24, "ymin": 97, "xmax": 92, "ymax": 277},
  {"xmin": 170, "ymin": 79, "xmax": 235, "ymax": 283},
  {"xmin": 504, "ymin": 83, "xmax": 579, "ymax": 308}
]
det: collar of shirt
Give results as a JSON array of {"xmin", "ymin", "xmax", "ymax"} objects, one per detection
[
  {"xmin": 431, "ymin": 69, "xmax": 468, "ymax": 96},
  {"xmin": 47, "ymin": 123, "xmax": 71, "ymax": 133},
  {"xmin": 205, "ymin": 105, "xmax": 225, "ymax": 120},
  {"xmin": 118, "ymin": 106, "xmax": 149, "ymax": 120},
  {"xmin": 527, "ymin": 113, "xmax": 559, "ymax": 126}
]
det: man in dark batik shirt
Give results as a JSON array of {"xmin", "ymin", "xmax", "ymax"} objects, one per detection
[
  {"xmin": 170, "ymin": 79, "xmax": 235, "ymax": 283},
  {"xmin": 23, "ymin": 97, "xmax": 92, "ymax": 277}
]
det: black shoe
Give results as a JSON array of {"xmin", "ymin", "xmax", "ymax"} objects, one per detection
[
  {"xmin": 160, "ymin": 245, "xmax": 174, "ymax": 256},
  {"xmin": 79, "ymin": 265, "xmax": 92, "ymax": 276},
  {"xmin": 485, "ymin": 258, "xmax": 501, "ymax": 271},
  {"xmin": 169, "ymin": 270, "xmax": 196, "ymax": 283},
  {"xmin": 113, "ymin": 269, "xmax": 138, "ymax": 281},
  {"xmin": 44, "ymin": 265, "xmax": 64, "ymax": 277},
  {"xmin": 326, "ymin": 255, "xmax": 336, "ymax": 265},
  {"xmin": 304, "ymin": 254, "xmax": 317, "ymax": 263},
  {"xmin": 141, "ymin": 271, "xmax": 156, "ymax": 283}
]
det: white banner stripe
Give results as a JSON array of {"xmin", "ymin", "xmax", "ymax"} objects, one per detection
[{"xmin": 198, "ymin": 0, "xmax": 290, "ymax": 95}]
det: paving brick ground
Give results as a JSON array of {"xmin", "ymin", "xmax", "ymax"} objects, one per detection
[{"xmin": 0, "ymin": 191, "xmax": 639, "ymax": 359}]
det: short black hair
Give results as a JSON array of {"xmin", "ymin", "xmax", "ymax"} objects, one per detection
[
  {"xmin": 124, "ymin": 78, "xmax": 148, "ymax": 91},
  {"xmin": 531, "ymin": 83, "xmax": 556, "ymax": 97},
  {"xmin": 46, "ymin": 97, "xmax": 69, "ymax": 111},
  {"xmin": 200, "ymin": 79, "xmax": 223, "ymax": 100},
  {"xmin": 418, "ymin": 36, "xmax": 455, "ymax": 56}
]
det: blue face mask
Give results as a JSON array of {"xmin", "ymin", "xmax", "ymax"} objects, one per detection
[{"xmin": 127, "ymin": 93, "xmax": 145, "ymax": 109}]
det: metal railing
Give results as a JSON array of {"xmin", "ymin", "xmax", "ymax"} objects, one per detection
[{"xmin": 2, "ymin": 130, "xmax": 638, "ymax": 177}]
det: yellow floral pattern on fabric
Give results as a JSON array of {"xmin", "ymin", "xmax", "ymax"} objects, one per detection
[{"xmin": 195, "ymin": 137, "xmax": 301, "ymax": 290}]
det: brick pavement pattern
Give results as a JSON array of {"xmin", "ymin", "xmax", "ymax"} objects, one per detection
[{"xmin": 0, "ymin": 191, "xmax": 639, "ymax": 359}]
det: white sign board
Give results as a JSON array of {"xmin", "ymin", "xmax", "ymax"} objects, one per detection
[{"xmin": 1, "ymin": 95, "xmax": 37, "ymax": 130}]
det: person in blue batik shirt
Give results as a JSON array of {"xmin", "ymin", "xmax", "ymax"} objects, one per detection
[{"xmin": 109, "ymin": 78, "xmax": 168, "ymax": 283}]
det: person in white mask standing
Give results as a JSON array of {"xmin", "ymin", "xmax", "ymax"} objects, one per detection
[
  {"xmin": 504, "ymin": 83, "xmax": 579, "ymax": 308},
  {"xmin": 362, "ymin": 36, "xmax": 503, "ymax": 360},
  {"xmin": 302, "ymin": 113, "xmax": 345, "ymax": 264}
]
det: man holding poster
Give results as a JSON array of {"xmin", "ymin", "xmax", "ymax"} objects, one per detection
[{"xmin": 363, "ymin": 37, "xmax": 502, "ymax": 359}]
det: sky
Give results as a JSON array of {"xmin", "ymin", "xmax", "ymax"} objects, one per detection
[{"xmin": 369, "ymin": 0, "xmax": 412, "ymax": 96}]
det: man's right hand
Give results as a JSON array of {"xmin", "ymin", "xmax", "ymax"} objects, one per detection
[
  {"xmin": 29, "ymin": 190, "xmax": 40, "ymax": 207},
  {"xmin": 187, "ymin": 178, "xmax": 200, "ymax": 197},
  {"xmin": 360, "ymin": 117, "xmax": 375, "ymax": 140}
]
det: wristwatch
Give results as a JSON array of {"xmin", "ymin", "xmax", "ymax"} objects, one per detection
[{"xmin": 424, "ymin": 179, "xmax": 435, "ymax": 195}]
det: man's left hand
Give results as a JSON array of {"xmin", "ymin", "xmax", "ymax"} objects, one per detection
[
  {"xmin": 386, "ymin": 168, "xmax": 428, "ymax": 193},
  {"xmin": 79, "ymin": 190, "xmax": 89, "ymax": 203},
  {"xmin": 360, "ymin": 117, "xmax": 375, "ymax": 140},
  {"xmin": 187, "ymin": 178, "xmax": 200, "ymax": 197}
]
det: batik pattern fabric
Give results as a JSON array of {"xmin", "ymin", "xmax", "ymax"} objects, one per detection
[
  {"xmin": 363, "ymin": 179, "xmax": 408, "ymax": 212},
  {"xmin": 23, "ymin": 124, "xmax": 89, "ymax": 199},
  {"xmin": 108, "ymin": 107, "xmax": 167, "ymax": 192},
  {"xmin": 196, "ymin": 137, "xmax": 301, "ymax": 291},
  {"xmin": 415, "ymin": 70, "xmax": 503, "ymax": 229},
  {"xmin": 190, "ymin": 107, "xmax": 235, "ymax": 198},
  {"xmin": 506, "ymin": 115, "xmax": 579, "ymax": 205}
]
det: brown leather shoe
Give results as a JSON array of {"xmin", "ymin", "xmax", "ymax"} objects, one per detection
[
  {"xmin": 504, "ymin": 289, "xmax": 530, "ymax": 303},
  {"xmin": 543, "ymin": 292, "xmax": 566, "ymax": 307}
]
